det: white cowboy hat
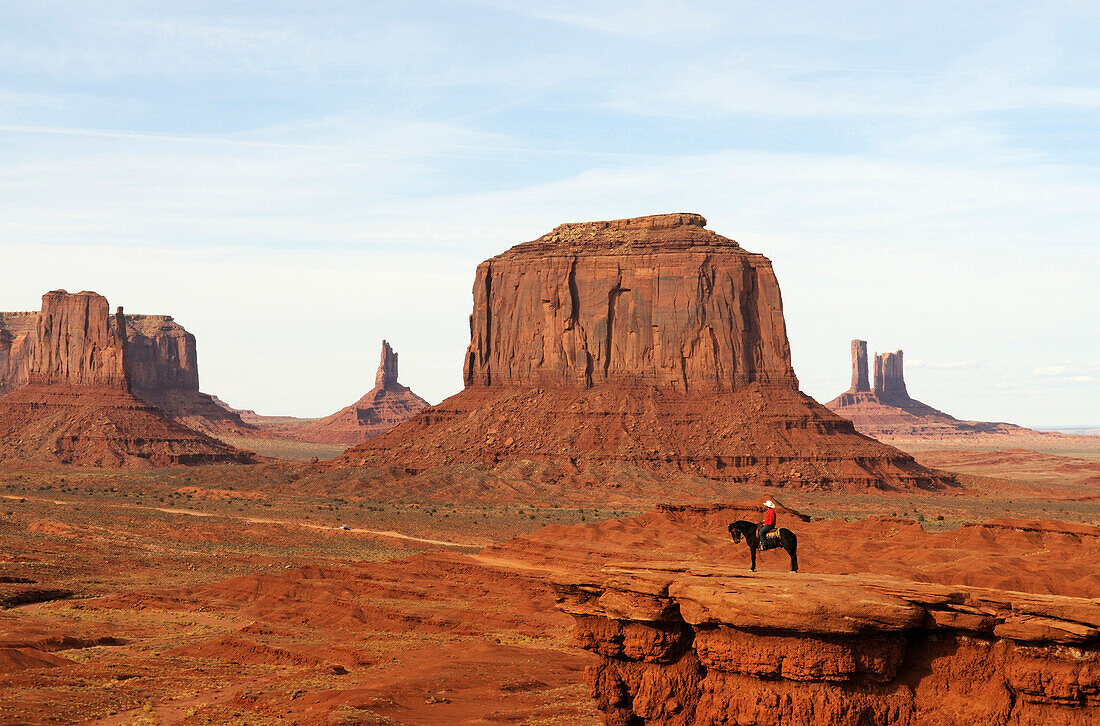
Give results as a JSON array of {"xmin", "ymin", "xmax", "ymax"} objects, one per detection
[{"xmin": 764, "ymin": 500, "xmax": 775, "ymax": 508}]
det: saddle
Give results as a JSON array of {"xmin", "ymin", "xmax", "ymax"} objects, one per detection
[{"xmin": 757, "ymin": 526, "xmax": 781, "ymax": 550}]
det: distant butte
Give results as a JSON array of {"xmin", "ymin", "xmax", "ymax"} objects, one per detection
[
  {"xmin": 0, "ymin": 290, "xmax": 253, "ymax": 468},
  {"xmin": 332, "ymin": 213, "xmax": 953, "ymax": 493},
  {"xmin": 292, "ymin": 340, "xmax": 429, "ymax": 444},
  {"xmin": 0, "ymin": 295, "xmax": 256, "ymax": 438},
  {"xmin": 826, "ymin": 339, "xmax": 1037, "ymax": 438}
]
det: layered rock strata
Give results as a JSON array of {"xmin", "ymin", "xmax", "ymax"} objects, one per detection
[
  {"xmin": 827, "ymin": 340, "xmax": 1034, "ymax": 438},
  {"xmin": 336, "ymin": 214, "xmax": 953, "ymax": 492},
  {"xmin": 463, "ymin": 212, "xmax": 796, "ymax": 392},
  {"xmin": 0, "ymin": 291, "xmax": 252, "ymax": 467},
  {"xmin": 292, "ymin": 340, "xmax": 429, "ymax": 444},
  {"xmin": 0, "ymin": 299, "xmax": 254, "ymax": 437},
  {"xmin": 555, "ymin": 564, "xmax": 1100, "ymax": 725}
]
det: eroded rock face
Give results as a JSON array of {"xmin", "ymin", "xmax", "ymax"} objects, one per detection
[
  {"xmin": 336, "ymin": 215, "xmax": 953, "ymax": 493},
  {"xmin": 29, "ymin": 291, "xmax": 129, "ymax": 389},
  {"xmin": 125, "ymin": 315, "xmax": 199, "ymax": 392},
  {"xmin": 0, "ymin": 294, "xmax": 254, "ymax": 437},
  {"xmin": 464, "ymin": 213, "xmax": 797, "ymax": 392},
  {"xmin": 292, "ymin": 340, "xmax": 429, "ymax": 444},
  {"xmin": 555, "ymin": 564, "xmax": 1100, "ymax": 725},
  {"xmin": 0, "ymin": 291, "xmax": 253, "ymax": 467},
  {"xmin": 850, "ymin": 339, "xmax": 870, "ymax": 393},
  {"xmin": 827, "ymin": 340, "xmax": 1034, "ymax": 438},
  {"xmin": 873, "ymin": 350, "xmax": 908, "ymax": 401},
  {"xmin": 0, "ymin": 312, "xmax": 35, "ymax": 394}
]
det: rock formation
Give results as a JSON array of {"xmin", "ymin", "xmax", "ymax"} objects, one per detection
[
  {"xmin": 827, "ymin": 340, "xmax": 1034, "ymax": 439},
  {"xmin": 333, "ymin": 214, "xmax": 953, "ymax": 492},
  {"xmin": 28, "ymin": 291, "xmax": 129, "ymax": 388},
  {"xmin": 554, "ymin": 563, "xmax": 1099, "ymax": 725},
  {"xmin": 463, "ymin": 212, "xmax": 796, "ymax": 392},
  {"xmin": 0, "ymin": 298, "xmax": 255, "ymax": 437},
  {"xmin": 849, "ymin": 339, "xmax": 870, "ymax": 393},
  {"xmin": 291, "ymin": 340, "xmax": 429, "ymax": 444},
  {"xmin": 0, "ymin": 312, "xmax": 37, "ymax": 395},
  {"xmin": 0, "ymin": 291, "xmax": 253, "ymax": 467}
]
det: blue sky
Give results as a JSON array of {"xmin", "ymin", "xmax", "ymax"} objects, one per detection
[{"xmin": 1, "ymin": 1, "xmax": 1097, "ymax": 424}]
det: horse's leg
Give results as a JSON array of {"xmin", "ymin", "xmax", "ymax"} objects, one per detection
[
  {"xmin": 749, "ymin": 545, "xmax": 757, "ymax": 572},
  {"xmin": 784, "ymin": 535, "xmax": 798, "ymax": 572}
]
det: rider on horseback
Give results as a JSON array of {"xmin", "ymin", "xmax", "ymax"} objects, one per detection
[{"xmin": 758, "ymin": 500, "xmax": 777, "ymax": 549}]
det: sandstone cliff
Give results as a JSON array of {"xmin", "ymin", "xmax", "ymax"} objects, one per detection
[
  {"xmin": 463, "ymin": 213, "xmax": 796, "ymax": 392},
  {"xmin": 0, "ymin": 298, "xmax": 255, "ymax": 437},
  {"xmin": 290, "ymin": 340, "xmax": 429, "ymax": 444},
  {"xmin": 334, "ymin": 214, "xmax": 953, "ymax": 493},
  {"xmin": 29, "ymin": 290, "xmax": 130, "ymax": 389},
  {"xmin": 0, "ymin": 312, "xmax": 35, "ymax": 395},
  {"xmin": 827, "ymin": 340, "xmax": 1035, "ymax": 439},
  {"xmin": 555, "ymin": 564, "xmax": 1099, "ymax": 725},
  {"xmin": 0, "ymin": 291, "xmax": 253, "ymax": 467}
]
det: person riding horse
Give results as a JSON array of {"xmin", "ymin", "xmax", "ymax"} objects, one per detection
[{"xmin": 758, "ymin": 500, "xmax": 777, "ymax": 549}]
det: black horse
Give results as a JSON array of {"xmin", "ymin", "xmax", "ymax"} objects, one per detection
[{"xmin": 727, "ymin": 520, "xmax": 798, "ymax": 572}]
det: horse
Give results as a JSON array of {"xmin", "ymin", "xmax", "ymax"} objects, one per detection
[{"xmin": 727, "ymin": 520, "xmax": 798, "ymax": 572}]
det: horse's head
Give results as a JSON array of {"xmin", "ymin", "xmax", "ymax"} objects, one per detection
[{"xmin": 727, "ymin": 523, "xmax": 742, "ymax": 543}]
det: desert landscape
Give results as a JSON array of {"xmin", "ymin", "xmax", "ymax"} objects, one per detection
[
  {"xmin": 3, "ymin": 4, "xmax": 1097, "ymax": 725},
  {"xmin": 1, "ymin": 214, "xmax": 1096, "ymax": 725}
]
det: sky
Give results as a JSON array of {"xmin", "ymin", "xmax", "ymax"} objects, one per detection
[{"xmin": 0, "ymin": 1, "xmax": 1097, "ymax": 425}]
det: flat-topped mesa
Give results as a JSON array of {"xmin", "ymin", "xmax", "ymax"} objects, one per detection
[
  {"xmin": 336, "ymin": 216, "xmax": 954, "ymax": 492},
  {"xmin": 0, "ymin": 291, "xmax": 256, "ymax": 440},
  {"xmin": 375, "ymin": 340, "xmax": 399, "ymax": 389},
  {"xmin": 464, "ymin": 213, "xmax": 796, "ymax": 393},
  {"xmin": 29, "ymin": 290, "xmax": 130, "ymax": 389}
]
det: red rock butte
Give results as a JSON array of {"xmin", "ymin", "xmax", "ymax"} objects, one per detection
[
  {"xmin": 335, "ymin": 214, "xmax": 952, "ymax": 492},
  {"xmin": 293, "ymin": 340, "xmax": 429, "ymax": 444},
  {"xmin": 1, "ymin": 293, "xmax": 254, "ymax": 438},
  {"xmin": 827, "ymin": 339, "xmax": 1035, "ymax": 438},
  {"xmin": 0, "ymin": 290, "xmax": 252, "ymax": 467}
]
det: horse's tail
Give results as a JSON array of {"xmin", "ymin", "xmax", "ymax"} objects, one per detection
[{"xmin": 786, "ymin": 529, "xmax": 798, "ymax": 572}]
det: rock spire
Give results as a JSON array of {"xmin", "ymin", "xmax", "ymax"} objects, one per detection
[
  {"xmin": 850, "ymin": 339, "xmax": 870, "ymax": 392},
  {"xmin": 375, "ymin": 340, "xmax": 399, "ymax": 389}
]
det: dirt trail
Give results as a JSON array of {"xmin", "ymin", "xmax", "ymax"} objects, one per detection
[{"xmin": 3, "ymin": 493, "xmax": 484, "ymax": 550}]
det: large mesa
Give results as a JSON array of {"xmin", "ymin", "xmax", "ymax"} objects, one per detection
[
  {"xmin": 464, "ymin": 213, "xmax": 796, "ymax": 391},
  {"xmin": 0, "ymin": 290, "xmax": 252, "ymax": 467},
  {"xmin": 0, "ymin": 295, "xmax": 255, "ymax": 437},
  {"xmin": 333, "ymin": 214, "xmax": 952, "ymax": 493}
]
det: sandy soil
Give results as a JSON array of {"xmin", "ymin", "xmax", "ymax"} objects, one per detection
[{"xmin": 0, "ymin": 434, "xmax": 1097, "ymax": 725}]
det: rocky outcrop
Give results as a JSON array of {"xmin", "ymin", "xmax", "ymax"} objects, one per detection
[
  {"xmin": 290, "ymin": 340, "xmax": 429, "ymax": 444},
  {"xmin": 827, "ymin": 340, "xmax": 1035, "ymax": 439},
  {"xmin": 850, "ymin": 339, "xmax": 870, "ymax": 393},
  {"xmin": 554, "ymin": 564, "xmax": 1100, "ymax": 725},
  {"xmin": 463, "ymin": 213, "xmax": 796, "ymax": 392},
  {"xmin": 874, "ymin": 349, "xmax": 908, "ymax": 401},
  {"xmin": 28, "ymin": 291, "xmax": 130, "ymax": 389},
  {"xmin": 125, "ymin": 315, "xmax": 199, "ymax": 392},
  {"xmin": 334, "ymin": 214, "xmax": 954, "ymax": 493},
  {"xmin": 0, "ymin": 296, "xmax": 254, "ymax": 437},
  {"xmin": 0, "ymin": 312, "xmax": 35, "ymax": 395},
  {"xmin": 0, "ymin": 291, "xmax": 253, "ymax": 467}
]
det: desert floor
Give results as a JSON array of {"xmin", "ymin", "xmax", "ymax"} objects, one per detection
[{"xmin": 1, "ymin": 433, "xmax": 1097, "ymax": 725}]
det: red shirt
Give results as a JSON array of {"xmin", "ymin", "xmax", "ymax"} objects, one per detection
[{"xmin": 764, "ymin": 508, "xmax": 776, "ymax": 526}]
